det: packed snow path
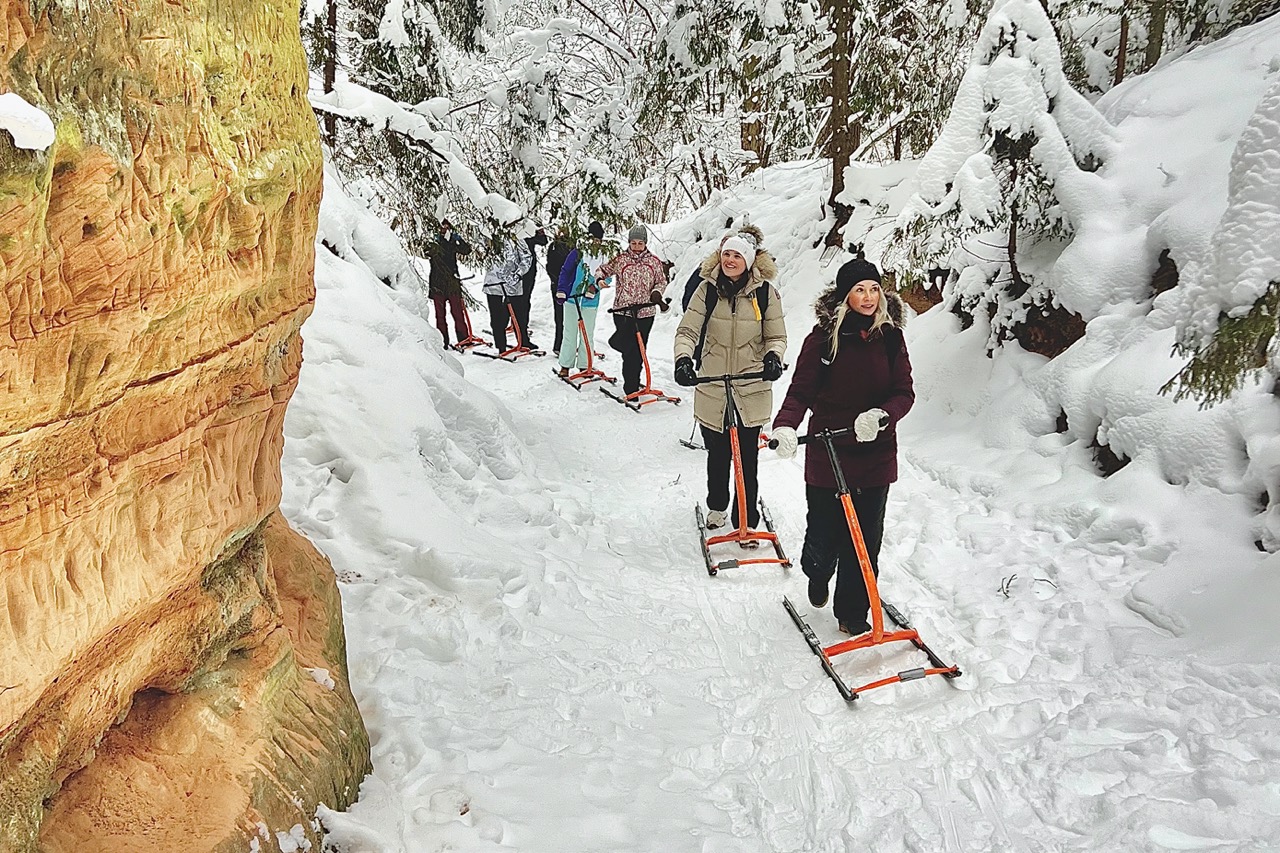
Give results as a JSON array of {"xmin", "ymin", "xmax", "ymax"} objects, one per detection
[{"xmin": 289, "ymin": 283, "xmax": 1280, "ymax": 852}]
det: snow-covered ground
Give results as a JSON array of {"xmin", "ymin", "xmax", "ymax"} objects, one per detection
[{"xmin": 283, "ymin": 19, "xmax": 1280, "ymax": 853}]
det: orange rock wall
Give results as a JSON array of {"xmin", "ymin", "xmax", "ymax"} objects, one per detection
[{"xmin": 0, "ymin": 0, "xmax": 369, "ymax": 848}]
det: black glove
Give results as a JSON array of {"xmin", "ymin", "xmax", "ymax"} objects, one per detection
[
  {"xmin": 762, "ymin": 351, "xmax": 783, "ymax": 381},
  {"xmin": 675, "ymin": 357, "xmax": 698, "ymax": 387}
]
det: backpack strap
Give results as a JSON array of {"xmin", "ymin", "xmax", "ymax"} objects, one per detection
[{"xmin": 692, "ymin": 283, "xmax": 719, "ymax": 368}]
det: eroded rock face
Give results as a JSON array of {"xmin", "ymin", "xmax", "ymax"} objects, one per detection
[{"xmin": 0, "ymin": 0, "xmax": 369, "ymax": 848}]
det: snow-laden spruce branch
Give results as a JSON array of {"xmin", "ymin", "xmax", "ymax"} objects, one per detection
[{"xmin": 311, "ymin": 81, "xmax": 524, "ymax": 226}]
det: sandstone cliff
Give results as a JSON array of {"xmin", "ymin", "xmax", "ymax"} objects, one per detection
[{"xmin": 0, "ymin": 0, "xmax": 370, "ymax": 848}]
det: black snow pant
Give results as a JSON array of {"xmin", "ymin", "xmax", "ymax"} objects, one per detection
[
  {"xmin": 702, "ymin": 424, "xmax": 762, "ymax": 529},
  {"xmin": 612, "ymin": 314, "xmax": 655, "ymax": 395},
  {"xmin": 551, "ymin": 282, "xmax": 565, "ymax": 354},
  {"xmin": 801, "ymin": 484, "xmax": 889, "ymax": 631},
  {"xmin": 487, "ymin": 294, "xmax": 512, "ymax": 351}
]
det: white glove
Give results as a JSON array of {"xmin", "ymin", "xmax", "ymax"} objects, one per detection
[
  {"xmin": 771, "ymin": 427, "xmax": 798, "ymax": 459},
  {"xmin": 853, "ymin": 408, "xmax": 889, "ymax": 442}
]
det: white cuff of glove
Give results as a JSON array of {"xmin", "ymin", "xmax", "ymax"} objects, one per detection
[
  {"xmin": 771, "ymin": 426, "xmax": 798, "ymax": 459},
  {"xmin": 853, "ymin": 408, "xmax": 889, "ymax": 442}
]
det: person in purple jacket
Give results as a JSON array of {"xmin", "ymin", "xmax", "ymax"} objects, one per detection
[{"xmin": 770, "ymin": 255, "xmax": 913, "ymax": 636}]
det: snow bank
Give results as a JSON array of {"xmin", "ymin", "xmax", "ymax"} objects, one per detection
[
  {"xmin": 285, "ymin": 169, "xmax": 600, "ymax": 848},
  {"xmin": 658, "ymin": 13, "xmax": 1280, "ymax": 657}
]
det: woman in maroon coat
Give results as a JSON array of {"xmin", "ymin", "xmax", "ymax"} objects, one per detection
[{"xmin": 771, "ymin": 256, "xmax": 913, "ymax": 635}]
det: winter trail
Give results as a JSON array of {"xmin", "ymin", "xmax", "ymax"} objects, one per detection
[
  {"xmin": 446, "ymin": 303, "xmax": 1016, "ymax": 851},
  {"xmin": 316, "ymin": 287, "xmax": 1280, "ymax": 851}
]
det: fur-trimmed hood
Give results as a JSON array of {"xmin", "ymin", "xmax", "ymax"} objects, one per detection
[{"xmin": 813, "ymin": 284, "xmax": 906, "ymax": 333}]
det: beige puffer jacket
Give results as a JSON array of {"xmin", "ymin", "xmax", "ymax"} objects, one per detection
[{"xmin": 674, "ymin": 250, "xmax": 786, "ymax": 431}]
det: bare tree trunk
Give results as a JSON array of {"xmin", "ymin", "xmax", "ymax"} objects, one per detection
[
  {"xmin": 1114, "ymin": 12, "xmax": 1129, "ymax": 86},
  {"xmin": 323, "ymin": 0, "xmax": 338, "ymax": 142},
  {"xmin": 741, "ymin": 55, "xmax": 766, "ymax": 173},
  {"xmin": 893, "ymin": 125, "xmax": 903, "ymax": 160},
  {"xmin": 1145, "ymin": 0, "xmax": 1166, "ymax": 71},
  {"xmin": 1007, "ymin": 159, "xmax": 1026, "ymax": 298},
  {"xmin": 822, "ymin": 0, "xmax": 853, "ymax": 248}
]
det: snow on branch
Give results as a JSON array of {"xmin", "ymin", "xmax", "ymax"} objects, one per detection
[
  {"xmin": 894, "ymin": 0, "xmax": 1123, "ymax": 345},
  {"xmin": 311, "ymin": 81, "xmax": 522, "ymax": 225}
]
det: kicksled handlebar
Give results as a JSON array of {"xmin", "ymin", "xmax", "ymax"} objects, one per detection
[
  {"xmin": 767, "ymin": 426, "xmax": 854, "ymax": 449},
  {"xmin": 608, "ymin": 298, "xmax": 670, "ymax": 314},
  {"xmin": 694, "ymin": 371, "xmax": 770, "ymax": 385}
]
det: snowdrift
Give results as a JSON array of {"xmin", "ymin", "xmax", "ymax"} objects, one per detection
[
  {"xmin": 284, "ymin": 20, "xmax": 1280, "ymax": 851},
  {"xmin": 657, "ymin": 14, "xmax": 1280, "ymax": 662}
]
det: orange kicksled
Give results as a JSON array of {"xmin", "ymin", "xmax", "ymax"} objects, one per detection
[
  {"xmin": 776, "ymin": 427, "xmax": 961, "ymax": 701},
  {"xmin": 694, "ymin": 370, "xmax": 791, "ymax": 575}
]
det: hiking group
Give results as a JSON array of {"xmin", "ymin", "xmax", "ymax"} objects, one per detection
[{"xmin": 426, "ymin": 218, "xmax": 913, "ymax": 640}]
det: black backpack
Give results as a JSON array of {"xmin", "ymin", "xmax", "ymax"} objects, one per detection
[{"xmin": 691, "ymin": 282, "xmax": 771, "ymax": 368}]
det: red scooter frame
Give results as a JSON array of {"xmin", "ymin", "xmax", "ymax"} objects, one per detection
[
  {"xmin": 555, "ymin": 293, "xmax": 616, "ymax": 389},
  {"xmin": 474, "ymin": 301, "xmax": 545, "ymax": 362},
  {"xmin": 452, "ymin": 298, "xmax": 489, "ymax": 351},
  {"xmin": 776, "ymin": 427, "xmax": 961, "ymax": 701},
  {"xmin": 601, "ymin": 300, "xmax": 680, "ymax": 412},
  {"xmin": 694, "ymin": 371, "xmax": 790, "ymax": 575}
]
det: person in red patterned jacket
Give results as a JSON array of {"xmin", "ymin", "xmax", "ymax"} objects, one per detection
[
  {"xmin": 597, "ymin": 224, "xmax": 670, "ymax": 395},
  {"xmin": 770, "ymin": 256, "xmax": 913, "ymax": 637}
]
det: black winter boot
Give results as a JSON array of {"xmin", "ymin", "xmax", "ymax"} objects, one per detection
[{"xmin": 808, "ymin": 576, "xmax": 829, "ymax": 608}]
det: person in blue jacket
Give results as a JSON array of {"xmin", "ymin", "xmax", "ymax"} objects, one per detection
[{"xmin": 555, "ymin": 221, "xmax": 612, "ymax": 376}]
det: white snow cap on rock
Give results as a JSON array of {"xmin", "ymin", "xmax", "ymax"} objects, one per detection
[{"xmin": 0, "ymin": 93, "xmax": 54, "ymax": 151}]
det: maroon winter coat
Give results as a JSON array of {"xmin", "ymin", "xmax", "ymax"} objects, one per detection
[{"xmin": 772, "ymin": 289, "xmax": 913, "ymax": 489}]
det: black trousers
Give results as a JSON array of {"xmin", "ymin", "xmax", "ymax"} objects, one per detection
[
  {"xmin": 702, "ymin": 424, "xmax": 761, "ymax": 529},
  {"xmin": 551, "ymin": 283, "xmax": 565, "ymax": 353},
  {"xmin": 801, "ymin": 484, "xmax": 889, "ymax": 630},
  {"xmin": 511, "ymin": 290, "xmax": 534, "ymax": 348},
  {"xmin": 613, "ymin": 314, "xmax": 655, "ymax": 394},
  {"xmin": 487, "ymin": 295, "xmax": 512, "ymax": 351}
]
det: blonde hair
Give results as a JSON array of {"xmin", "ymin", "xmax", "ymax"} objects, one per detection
[{"xmin": 828, "ymin": 289, "xmax": 894, "ymax": 360}]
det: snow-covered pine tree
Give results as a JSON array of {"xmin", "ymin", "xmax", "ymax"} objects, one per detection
[
  {"xmin": 636, "ymin": 0, "xmax": 824, "ymax": 217},
  {"xmin": 1169, "ymin": 74, "xmax": 1280, "ymax": 405},
  {"xmin": 821, "ymin": 0, "xmax": 984, "ymax": 246},
  {"xmin": 304, "ymin": 0, "xmax": 490, "ymax": 257},
  {"xmin": 1054, "ymin": 0, "xmax": 1280, "ymax": 96},
  {"xmin": 447, "ymin": 1, "xmax": 656, "ymax": 236},
  {"xmin": 894, "ymin": 0, "xmax": 1116, "ymax": 354}
]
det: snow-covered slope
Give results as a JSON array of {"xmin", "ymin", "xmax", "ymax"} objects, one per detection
[
  {"xmin": 659, "ymin": 15, "xmax": 1280, "ymax": 659},
  {"xmin": 287, "ymin": 23, "xmax": 1280, "ymax": 849}
]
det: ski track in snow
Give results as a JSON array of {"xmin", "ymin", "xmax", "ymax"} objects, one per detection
[{"xmin": 298, "ymin": 290, "xmax": 1280, "ymax": 852}]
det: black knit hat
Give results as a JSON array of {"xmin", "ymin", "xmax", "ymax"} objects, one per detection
[
  {"xmin": 588, "ymin": 220, "xmax": 604, "ymax": 240},
  {"xmin": 834, "ymin": 256, "xmax": 882, "ymax": 301}
]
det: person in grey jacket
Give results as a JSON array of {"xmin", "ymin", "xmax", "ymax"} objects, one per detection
[{"xmin": 483, "ymin": 236, "xmax": 534, "ymax": 351}]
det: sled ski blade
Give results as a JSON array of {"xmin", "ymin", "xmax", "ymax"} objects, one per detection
[
  {"xmin": 879, "ymin": 600, "xmax": 963, "ymax": 679},
  {"xmin": 472, "ymin": 350, "xmax": 515, "ymax": 362},
  {"xmin": 694, "ymin": 504, "xmax": 716, "ymax": 576},
  {"xmin": 553, "ymin": 367, "xmax": 583, "ymax": 390},
  {"xmin": 757, "ymin": 499, "xmax": 792, "ymax": 567},
  {"xmin": 600, "ymin": 387, "xmax": 642, "ymax": 412},
  {"xmin": 783, "ymin": 597, "xmax": 856, "ymax": 701}
]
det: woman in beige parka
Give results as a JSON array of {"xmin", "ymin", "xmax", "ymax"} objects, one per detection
[{"xmin": 673, "ymin": 231, "xmax": 786, "ymax": 539}]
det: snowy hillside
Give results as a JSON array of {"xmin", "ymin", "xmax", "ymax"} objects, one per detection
[
  {"xmin": 283, "ymin": 22, "xmax": 1280, "ymax": 853},
  {"xmin": 660, "ymin": 14, "xmax": 1280, "ymax": 658}
]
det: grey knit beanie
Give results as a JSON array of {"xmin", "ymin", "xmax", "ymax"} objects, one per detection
[{"xmin": 627, "ymin": 224, "xmax": 648, "ymax": 243}]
